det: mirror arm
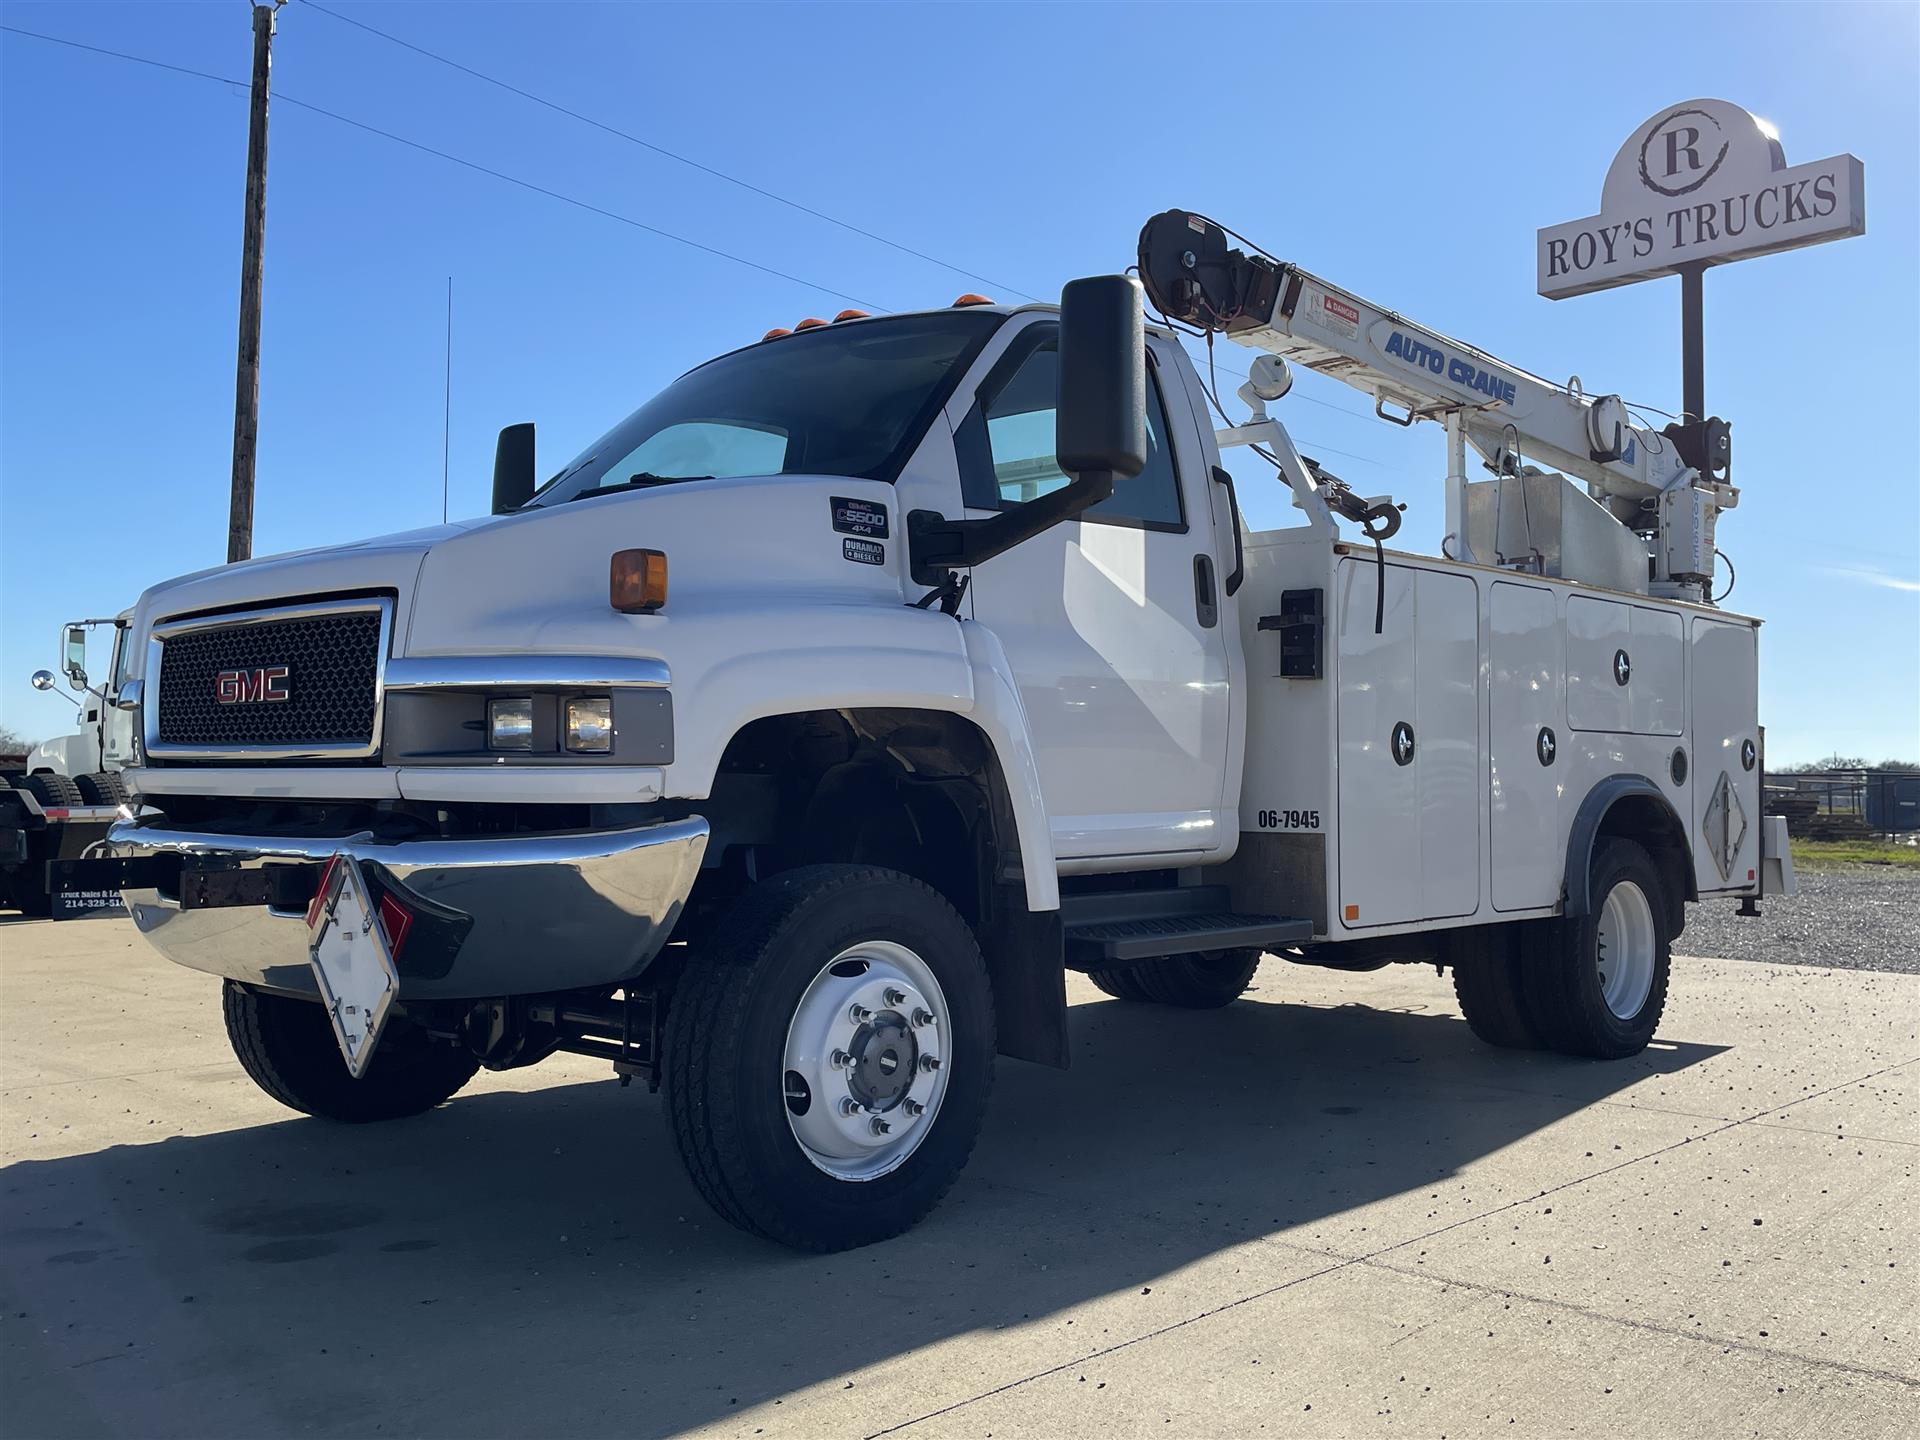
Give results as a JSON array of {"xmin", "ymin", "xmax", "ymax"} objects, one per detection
[{"xmin": 907, "ymin": 470, "xmax": 1114, "ymax": 587}]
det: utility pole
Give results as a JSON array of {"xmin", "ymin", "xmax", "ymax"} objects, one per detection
[{"xmin": 227, "ymin": 1, "xmax": 281, "ymax": 564}]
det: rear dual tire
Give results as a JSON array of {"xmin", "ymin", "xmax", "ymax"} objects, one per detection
[
  {"xmin": 1090, "ymin": 948, "xmax": 1261, "ymax": 1008},
  {"xmin": 1454, "ymin": 838, "xmax": 1672, "ymax": 1060}
]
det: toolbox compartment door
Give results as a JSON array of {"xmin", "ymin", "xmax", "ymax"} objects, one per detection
[
  {"xmin": 1689, "ymin": 616, "xmax": 1761, "ymax": 894},
  {"xmin": 1335, "ymin": 559, "xmax": 1479, "ymax": 928},
  {"xmin": 1488, "ymin": 581, "xmax": 1563, "ymax": 912}
]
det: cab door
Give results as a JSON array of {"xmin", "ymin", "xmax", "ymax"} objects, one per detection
[
  {"xmin": 100, "ymin": 624, "xmax": 138, "ymax": 771},
  {"xmin": 959, "ymin": 322, "xmax": 1233, "ymax": 864}
]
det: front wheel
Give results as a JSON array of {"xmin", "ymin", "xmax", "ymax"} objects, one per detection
[
  {"xmin": 1521, "ymin": 838, "xmax": 1673, "ymax": 1059},
  {"xmin": 663, "ymin": 865, "xmax": 994, "ymax": 1252},
  {"xmin": 223, "ymin": 982, "xmax": 479, "ymax": 1122}
]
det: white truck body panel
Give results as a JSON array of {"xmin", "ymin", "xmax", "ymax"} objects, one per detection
[{"xmin": 1236, "ymin": 526, "xmax": 1762, "ymax": 943}]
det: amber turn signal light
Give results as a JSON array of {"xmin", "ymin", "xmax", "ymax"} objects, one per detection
[{"xmin": 610, "ymin": 549, "xmax": 668, "ymax": 613}]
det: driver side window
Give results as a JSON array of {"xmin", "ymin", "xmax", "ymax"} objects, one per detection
[{"xmin": 956, "ymin": 326, "xmax": 1186, "ymax": 531}]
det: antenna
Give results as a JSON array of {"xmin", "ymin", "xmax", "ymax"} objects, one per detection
[{"xmin": 441, "ymin": 276, "xmax": 453, "ymax": 524}]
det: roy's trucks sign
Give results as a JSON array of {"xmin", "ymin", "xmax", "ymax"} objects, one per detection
[{"xmin": 1537, "ymin": 98, "xmax": 1864, "ymax": 299}]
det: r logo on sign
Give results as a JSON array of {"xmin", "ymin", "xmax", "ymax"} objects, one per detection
[{"xmin": 1639, "ymin": 107, "xmax": 1730, "ymax": 197}]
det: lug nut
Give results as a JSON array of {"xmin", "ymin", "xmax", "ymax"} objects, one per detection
[
  {"xmin": 911, "ymin": 1008, "xmax": 935, "ymax": 1028},
  {"xmin": 830, "ymin": 1049, "xmax": 854, "ymax": 1069},
  {"xmin": 848, "ymin": 1004, "xmax": 871, "ymax": 1023},
  {"xmin": 919, "ymin": 1055, "xmax": 941, "ymax": 1073},
  {"xmin": 884, "ymin": 987, "xmax": 907, "ymax": 1007},
  {"xmin": 837, "ymin": 1097, "xmax": 862, "ymax": 1116},
  {"xmin": 870, "ymin": 1117, "xmax": 891, "ymax": 1136},
  {"xmin": 905, "ymin": 1100, "xmax": 925, "ymax": 1117}
]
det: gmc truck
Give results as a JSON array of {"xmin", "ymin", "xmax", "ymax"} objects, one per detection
[{"xmin": 74, "ymin": 213, "xmax": 1792, "ymax": 1251}]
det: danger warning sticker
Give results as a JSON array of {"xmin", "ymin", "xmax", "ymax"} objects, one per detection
[{"xmin": 1307, "ymin": 286, "xmax": 1361, "ymax": 339}]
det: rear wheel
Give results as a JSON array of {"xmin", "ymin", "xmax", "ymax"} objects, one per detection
[
  {"xmin": 1521, "ymin": 838, "xmax": 1673, "ymax": 1059},
  {"xmin": 1450, "ymin": 925, "xmax": 1543, "ymax": 1050},
  {"xmin": 19, "ymin": 773, "xmax": 82, "ymax": 810},
  {"xmin": 75, "ymin": 772, "xmax": 128, "ymax": 806},
  {"xmin": 223, "ymin": 982, "xmax": 479, "ymax": 1122},
  {"xmin": 1090, "ymin": 948, "xmax": 1261, "ymax": 1009},
  {"xmin": 663, "ymin": 865, "xmax": 994, "ymax": 1251}
]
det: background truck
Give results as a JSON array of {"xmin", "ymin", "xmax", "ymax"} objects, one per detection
[
  {"xmin": 1, "ymin": 614, "xmax": 136, "ymax": 915},
  {"xmin": 72, "ymin": 211, "xmax": 1793, "ymax": 1251}
]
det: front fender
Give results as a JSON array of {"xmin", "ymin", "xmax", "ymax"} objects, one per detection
[
  {"xmin": 27, "ymin": 732, "xmax": 96, "ymax": 778},
  {"xmin": 664, "ymin": 603, "xmax": 1059, "ymax": 911}
]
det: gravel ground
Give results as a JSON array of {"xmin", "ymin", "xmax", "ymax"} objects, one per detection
[{"xmin": 1679, "ymin": 862, "xmax": 1920, "ymax": 974}]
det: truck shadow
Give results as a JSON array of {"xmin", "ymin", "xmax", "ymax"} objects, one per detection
[{"xmin": 3, "ymin": 982, "xmax": 1725, "ymax": 1438}]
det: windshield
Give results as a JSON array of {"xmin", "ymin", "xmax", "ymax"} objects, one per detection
[{"xmin": 525, "ymin": 310, "xmax": 1003, "ymax": 507}]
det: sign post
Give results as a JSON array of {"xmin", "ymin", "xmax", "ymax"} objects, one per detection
[{"xmin": 1538, "ymin": 99, "xmax": 1865, "ymax": 420}]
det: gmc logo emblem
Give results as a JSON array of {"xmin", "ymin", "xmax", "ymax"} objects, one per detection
[{"xmin": 215, "ymin": 666, "xmax": 291, "ymax": 704}]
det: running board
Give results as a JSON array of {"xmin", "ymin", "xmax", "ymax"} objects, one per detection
[{"xmin": 1064, "ymin": 912, "xmax": 1315, "ymax": 968}]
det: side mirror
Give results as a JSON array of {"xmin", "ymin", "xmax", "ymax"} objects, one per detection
[
  {"xmin": 63, "ymin": 625, "xmax": 88, "ymax": 689},
  {"xmin": 1056, "ymin": 274, "xmax": 1147, "ymax": 485},
  {"xmin": 31, "ymin": 670, "xmax": 56, "ymax": 692},
  {"xmin": 907, "ymin": 275, "xmax": 1147, "ymax": 586},
  {"xmin": 491, "ymin": 422, "xmax": 537, "ymax": 515}
]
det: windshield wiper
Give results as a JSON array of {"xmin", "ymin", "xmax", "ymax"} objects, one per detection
[{"xmin": 563, "ymin": 472, "xmax": 714, "ymax": 503}]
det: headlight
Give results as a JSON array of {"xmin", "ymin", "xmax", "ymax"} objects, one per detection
[
  {"xmin": 487, "ymin": 697, "xmax": 534, "ymax": 751},
  {"xmin": 564, "ymin": 697, "xmax": 613, "ymax": 753}
]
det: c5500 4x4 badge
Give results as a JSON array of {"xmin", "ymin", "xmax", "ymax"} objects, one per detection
[{"xmin": 831, "ymin": 497, "xmax": 889, "ymax": 538}]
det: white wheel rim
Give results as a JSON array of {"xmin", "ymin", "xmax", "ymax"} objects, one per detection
[
  {"xmin": 1595, "ymin": 879, "xmax": 1656, "ymax": 1020},
  {"xmin": 782, "ymin": 940, "xmax": 951, "ymax": 1181}
]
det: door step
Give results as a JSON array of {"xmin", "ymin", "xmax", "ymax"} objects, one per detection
[{"xmin": 1064, "ymin": 911, "xmax": 1315, "ymax": 968}]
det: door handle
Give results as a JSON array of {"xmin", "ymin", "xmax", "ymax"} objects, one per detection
[
  {"xmin": 1210, "ymin": 465, "xmax": 1246, "ymax": 596},
  {"xmin": 1193, "ymin": 553, "xmax": 1219, "ymax": 629}
]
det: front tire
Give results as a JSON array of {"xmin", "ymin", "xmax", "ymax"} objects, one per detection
[
  {"xmin": 663, "ymin": 865, "xmax": 994, "ymax": 1252},
  {"xmin": 1521, "ymin": 838, "xmax": 1673, "ymax": 1059},
  {"xmin": 1089, "ymin": 948, "xmax": 1260, "ymax": 1009},
  {"xmin": 223, "ymin": 982, "xmax": 479, "ymax": 1122}
]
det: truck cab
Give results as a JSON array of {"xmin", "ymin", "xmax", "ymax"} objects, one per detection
[
  {"xmin": 24, "ymin": 614, "xmax": 140, "ymax": 784},
  {"xmin": 1, "ymin": 613, "xmax": 138, "ymax": 914},
  {"xmin": 79, "ymin": 256, "xmax": 1788, "ymax": 1251}
]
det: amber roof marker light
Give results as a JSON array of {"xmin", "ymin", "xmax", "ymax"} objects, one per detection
[{"xmin": 611, "ymin": 549, "xmax": 669, "ymax": 614}]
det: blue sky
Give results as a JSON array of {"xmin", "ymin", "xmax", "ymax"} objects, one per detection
[{"xmin": 2, "ymin": 0, "xmax": 1915, "ymax": 763}]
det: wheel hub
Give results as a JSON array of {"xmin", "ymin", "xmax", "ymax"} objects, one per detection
[
  {"xmin": 782, "ymin": 941, "xmax": 950, "ymax": 1181},
  {"xmin": 846, "ymin": 1013, "xmax": 918, "ymax": 1111},
  {"xmin": 1595, "ymin": 879, "xmax": 1657, "ymax": 1020}
]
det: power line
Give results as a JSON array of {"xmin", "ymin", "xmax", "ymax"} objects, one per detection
[
  {"xmin": 298, "ymin": 0, "xmax": 1035, "ymax": 301},
  {"xmin": 0, "ymin": 22, "xmax": 881, "ymax": 309},
  {"xmin": 2, "ymin": 21, "xmax": 1392, "ymax": 467}
]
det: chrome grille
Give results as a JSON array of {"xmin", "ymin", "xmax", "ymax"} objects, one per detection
[{"xmin": 148, "ymin": 598, "xmax": 391, "ymax": 760}]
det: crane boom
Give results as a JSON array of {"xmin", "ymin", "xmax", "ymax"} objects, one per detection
[{"xmin": 1137, "ymin": 211, "xmax": 1737, "ymax": 601}]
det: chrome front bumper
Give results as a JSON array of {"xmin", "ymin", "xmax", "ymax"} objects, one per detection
[{"xmin": 105, "ymin": 815, "xmax": 709, "ymax": 1000}]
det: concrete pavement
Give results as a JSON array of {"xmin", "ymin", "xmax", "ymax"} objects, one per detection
[{"xmin": 2, "ymin": 913, "xmax": 1914, "ymax": 1438}]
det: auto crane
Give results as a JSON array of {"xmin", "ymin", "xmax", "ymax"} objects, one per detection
[{"xmin": 1137, "ymin": 210, "xmax": 1737, "ymax": 603}]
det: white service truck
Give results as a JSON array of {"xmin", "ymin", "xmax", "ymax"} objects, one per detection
[
  {"xmin": 1, "ymin": 615, "xmax": 137, "ymax": 915},
  {"xmin": 73, "ymin": 212, "xmax": 1794, "ymax": 1250}
]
